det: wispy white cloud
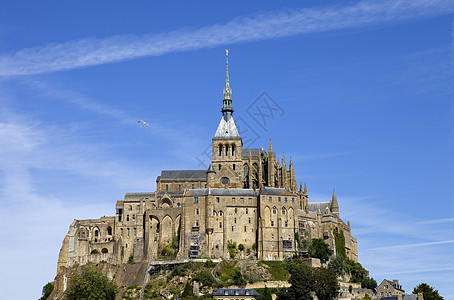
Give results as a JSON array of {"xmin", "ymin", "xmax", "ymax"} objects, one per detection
[
  {"xmin": 0, "ymin": 0, "xmax": 453, "ymax": 76},
  {"xmin": 419, "ymin": 217, "xmax": 454, "ymax": 224},
  {"xmin": 368, "ymin": 240, "xmax": 454, "ymax": 251}
]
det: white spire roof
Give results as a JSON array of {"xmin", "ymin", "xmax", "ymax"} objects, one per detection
[{"xmin": 214, "ymin": 115, "xmax": 240, "ymax": 139}]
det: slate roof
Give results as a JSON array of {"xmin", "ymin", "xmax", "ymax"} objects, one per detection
[
  {"xmin": 189, "ymin": 188, "xmax": 259, "ymax": 197},
  {"xmin": 214, "ymin": 116, "xmax": 240, "ymax": 139},
  {"xmin": 213, "ymin": 289, "xmax": 260, "ymax": 297},
  {"xmin": 381, "ymin": 295, "xmax": 417, "ymax": 300},
  {"xmin": 385, "ymin": 280, "xmax": 405, "ymax": 292},
  {"xmin": 242, "ymin": 148, "xmax": 267, "ymax": 157},
  {"xmin": 308, "ymin": 202, "xmax": 331, "ymax": 214},
  {"xmin": 157, "ymin": 170, "xmax": 207, "ymax": 181},
  {"xmin": 261, "ymin": 187, "xmax": 295, "ymax": 196}
]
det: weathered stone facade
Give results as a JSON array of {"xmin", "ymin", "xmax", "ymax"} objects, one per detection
[{"xmin": 55, "ymin": 53, "xmax": 358, "ymax": 283}]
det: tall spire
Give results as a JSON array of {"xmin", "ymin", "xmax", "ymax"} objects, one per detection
[
  {"xmin": 269, "ymin": 139, "xmax": 273, "ymax": 153},
  {"xmin": 331, "ymin": 188, "xmax": 339, "ymax": 215},
  {"xmin": 222, "ymin": 49, "xmax": 233, "ymax": 120}
]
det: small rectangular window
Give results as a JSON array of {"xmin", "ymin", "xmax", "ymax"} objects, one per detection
[
  {"xmin": 248, "ymin": 198, "xmax": 252, "ymax": 204},
  {"xmin": 232, "ymin": 198, "xmax": 235, "ymax": 203},
  {"xmin": 216, "ymin": 197, "xmax": 220, "ymax": 203},
  {"xmin": 269, "ymin": 196, "xmax": 272, "ymax": 202},
  {"xmin": 240, "ymin": 198, "xmax": 244, "ymax": 203},
  {"xmin": 196, "ymin": 208, "xmax": 199, "ymax": 215},
  {"xmin": 194, "ymin": 196, "xmax": 198, "ymax": 204},
  {"xmin": 126, "ymin": 215, "xmax": 130, "ymax": 221},
  {"xmin": 132, "ymin": 214, "xmax": 135, "ymax": 221},
  {"xmin": 232, "ymin": 226, "xmax": 234, "ymax": 231},
  {"xmin": 278, "ymin": 197, "xmax": 281, "ymax": 202},
  {"xmin": 285, "ymin": 197, "xmax": 288, "ymax": 203},
  {"xmin": 166, "ymin": 184, "xmax": 169, "ymax": 192},
  {"xmin": 248, "ymin": 217, "xmax": 251, "ymax": 224},
  {"xmin": 271, "ymin": 220, "xmax": 274, "ymax": 226},
  {"xmin": 219, "ymin": 222, "xmax": 222, "ymax": 228},
  {"xmin": 292, "ymin": 198, "xmax": 295, "ymax": 203},
  {"xmin": 192, "ymin": 184, "xmax": 195, "ymax": 189},
  {"xmin": 244, "ymin": 226, "xmax": 247, "ymax": 232},
  {"xmin": 179, "ymin": 184, "xmax": 181, "ymax": 191}
]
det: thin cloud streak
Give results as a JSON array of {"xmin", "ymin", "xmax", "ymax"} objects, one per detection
[
  {"xmin": 419, "ymin": 217, "xmax": 454, "ymax": 224},
  {"xmin": 0, "ymin": 0, "xmax": 453, "ymax": 76},
  {"xmin": 367, "ymin": 240, "xmax": 454, "ymax": 251}
]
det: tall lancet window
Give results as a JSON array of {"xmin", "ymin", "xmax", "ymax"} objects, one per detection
[
  {"xmin": 219, "ymin": 145, "xmax": 223, "ymax": 156},
  {"xmin": 225, "ymin": 145, "xmax": 229, "ymax": 156},
  {"xmin": 243, "ymin": 164, "xmax": 249, "ymax": 188},
  {"xmin": 231, "ymin": 144, "xmax": 235, "ymax": 156}
]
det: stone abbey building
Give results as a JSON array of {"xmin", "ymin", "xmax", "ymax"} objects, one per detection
[{"xmin": 56, "ymin": 53, "xmax": 358, "ymax": 278}]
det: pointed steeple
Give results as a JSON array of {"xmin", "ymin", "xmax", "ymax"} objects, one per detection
[
  {"xmin": 331, "ymin": 188, "xmax": 339, "ymax": 215},
  {"xmin": 299, "ymin": 182, "xmax": 303, "ymax": 193},
  {"xmin": 289, "ymin": 157, "xmax": 293, "ymax": 169},
  {"xmin": 304, "ymin": 182, "xmax": 307, "ymax": 195},
  {"xmin": 222, "ymin": 49, "xmax": 233, "ymax": 120},
  {"xmin": 269, "ymin": 139, "xmax": 273, "ymax": 153},
  {"xmin": 282, "ymin": 153, "xmax": 285, "ymax": 168}
]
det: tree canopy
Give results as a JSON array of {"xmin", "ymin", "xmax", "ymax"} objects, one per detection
[
  {"xmin": 313, "ymin": 267, "xmax": 339, "ymax": 300},
  {"xmin": 308, "ymin": 238, "xmax": 333, "ymax": 261},
  {"xmin": 39, "ymin": 282, "xmax": 54, "ymax": 300},
  {"xmin": 413, "ymin": 283, "xmax": 444, "ymax": 300},
  {"xmin": 65, "ymin": 265, "xmax": 117, "ymax": 300}
]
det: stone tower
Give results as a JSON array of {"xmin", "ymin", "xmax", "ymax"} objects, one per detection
[{"xmin": 209, "ymin": 50, "xmax": 243, "ymax": 188}]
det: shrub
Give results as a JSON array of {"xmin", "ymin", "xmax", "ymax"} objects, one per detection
[
  {"xmin": 65, "ymin": 265, "xmax": 117, "ymax": 300},
  {"xmin": 39, "ymin": 282, "xmax": 54, "ymax": 300},
  {"xmin": 193, "ymin": 270, "xmax": 216, "ymax": 287},
  {"xmin": 227, "ymin": 240, "xmax": 239, "ymax": 259}
]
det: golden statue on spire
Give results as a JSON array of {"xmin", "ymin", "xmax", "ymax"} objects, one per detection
[{"xmin": 225, "ymin": 49, "xmax": 229, "ymax": 56}]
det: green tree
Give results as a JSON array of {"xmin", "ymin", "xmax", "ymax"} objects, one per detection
[
  {"xmin": 362, "ymin": 277, "xmax": 377, "ymax": 292},
  {"xmin": 39, "ymin": 282, "xmax": 54, "ymax": 300},
  {"xmin": 261, "ymin": 286, "xmax": 272, "ymax": 300},
  {"xmin": 227, "ymin": 240, "xmax": 239, "ymax": 259},
  {"xmin": 232, "ymin": 267, "xmax": 247, "ymax": 286},
  {"xmin": 413, "ymin": 283, "xmax": 444, "ymax": 300},
  {"xmin": 65, "ymin": 265, "xmax": 117, "ymax": 300},
  {"xmin": 181, "ymin": 281, "xmax": 195, "ymax": 299},
  {"xmin": 285, "ymin": 258, "xmax": 314, "ymax": 300},
  {"xmin": 193, "ymin": 270, "xmax": 216, "ymax": 287},
  {"xmin": 308, "ymin": 238, "xmax": 332, "ymax": 261},
  {"xmin": 328, "ymin": 255, "xmax": 345, "ymax": 277},
  {"xmin": 313, "ymin": 267, "xmax": 339, "ymax": 300}
]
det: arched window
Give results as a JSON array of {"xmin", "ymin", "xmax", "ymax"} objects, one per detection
[
  {"xmin": 225, "ymin": 144, "xmax": 229, "ymax": 156},
  {"xmin": 273, "ymin": 207, "xmax": 277, "ymax": 214},
  {"xmin": 243, "ymin": 164, "xmax": 249, "ymax": 188},
  {"xmin": 107, "ymin": 227, "xmax": 112, "ymax": 236},
  {"xmin": 253, "ymin": 163, "xmax": 259, "ymax": 188},
  {"xmin": 102, "ymin": 248, "xmax": 108, "ymax": 254},
  {"xmin": 232, "ymin": 144, "xmax": 235, "ymax": 156},
  {"xmin": 94, "ymin": 229, "xmax": 99, "ymax": 237},
  {"xmin": 219, "ymin": 145, "xmax": 223, "ymax": 156},
  {"xmin": 219, "ymin": 164, "xmax": 221, "ymax": 171},
  {"xmin": 282, "ymin": 207, "xmax": 286, "ymax": 215},
  {"xmin": 219, "ymin": 211, "xmax": 223, "ymax": 216}
]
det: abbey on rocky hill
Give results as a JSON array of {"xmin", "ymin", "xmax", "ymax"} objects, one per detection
[{"xmin": 56, "ymin": 52, "xmax": 357, "ymax": 278}]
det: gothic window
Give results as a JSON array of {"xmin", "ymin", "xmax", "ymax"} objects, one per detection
[
  {"xmin": 253, "ymin": 163, "xmax": 259, "ymax": 188},
  {"xmin": 243, "ymin": 164, "xmax": 249, "ymax": 188},
  {"xmin": 219, "ymin": 164, "xmax": 221, "ymax": 171},
  {"xmin": 232, "ymin": 144, "xmax": 235, "ymax": 156},
  {"xmin": 107, "ymin": 227, "xmax": 112, "ymax": 236},
  {"xmin": 235, "ymin": 208, "xmax": 237, "ymax": 214},
  {"xmin": 219, "ymin": 145, "xmax": 223, "ymax": 156},
  {"xmin": 233, "ymin": 164, "xmax": 236, "ymax": 171},
  {"xmin": 178, "ymin": 184, "xmax": 181, "ymax": 191},
  {"xmin": 166, "ymin": 185, "xmax": 169, "ymax": 192},
  {"xmin": 94, "ymin": 230, "xmax": 99, "ymax": 237},
  {"xmin": 102, "ymin": 248, "xmax": 108, "ymax": 254},
  {"xmin": 282, "ymin": 207, "xmax": 286, "ymax": 215},
  {"xmin": 225, "ymin": 145, "xmax": 229, "ymax": 156},
  {"xmin": 273, "ymin": 207, "xmax": 277, "ymax": 214},
  {"xmin": 219, "ymin": 211, "xmax": 223, "ymax": 216},
  {"xmin": 271, "ymin": 220, "xmax": 274, "ymax": 226}
]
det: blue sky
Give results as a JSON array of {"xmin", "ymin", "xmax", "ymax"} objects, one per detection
[{"xmin": 0, "ymin": 0, "xmax": 453, "ymax": 299}]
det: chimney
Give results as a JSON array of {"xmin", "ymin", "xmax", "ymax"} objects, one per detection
[{"xmin": 393, "ymin": 280, "xmax": 399, "ymax": 285}]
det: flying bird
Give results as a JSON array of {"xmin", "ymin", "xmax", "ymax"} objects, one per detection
[{"xmin": 138, "ymin": 120, "xmax": 150, "ymax": 127}]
